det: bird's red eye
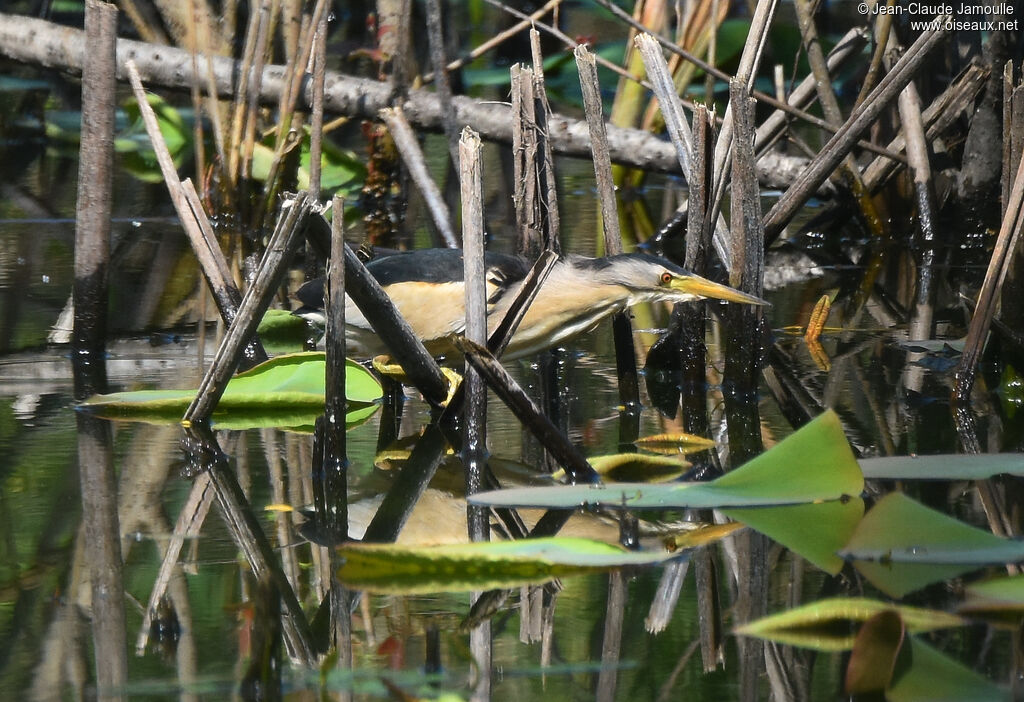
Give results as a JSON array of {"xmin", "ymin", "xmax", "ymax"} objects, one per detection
[{"xmin": 660, "ymin": 272, "xmax": 672, "ymax": 284}]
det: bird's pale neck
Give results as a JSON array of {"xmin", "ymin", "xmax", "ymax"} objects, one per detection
[{"xmin": 490, "ymin": 259, "xmax": 636, "ymax": 358}]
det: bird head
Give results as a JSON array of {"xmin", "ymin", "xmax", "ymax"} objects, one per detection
[{"xmin": 573, "ymin": 253, "xmax": 769, "ymax": 307}]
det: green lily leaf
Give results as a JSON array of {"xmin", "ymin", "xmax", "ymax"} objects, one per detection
[
  {"xmin": 257, "ymin": 309, "xmax": 315, "ymax": 354},
  {"xmin": 887, "ymin": 637, "xmax": 1009, "ymax": 702},
  {"xmin": 959, "ymin": 573, "xmax": 1024, "ymax": 623},
  {"xmin": 860, "ymin": 454, "xmax": 1024, "ymax": 480},
  {"xmin": 552, "ymin": 453, "xmax": 689, "ymax": 483},
  {"xmin": 123, "ymin": 93, "xmax": 188, "ymax": 154},
  {"xmin": 79, "ymin": 352, "xmax": 381, "ymax": 431},
  {"xmin": 724, "ymin": 497, "xmax": 864, "ymax": 574},
  {"xmin": 734, "ymin": 597, "xmax": 964, "ymax": 652},
  {"xmin": 470, "ymin": 410, "xmax": 861, "ymax": 509},
  {"xmin": 840, "ymin": 492, "xmax": 1024, "ymax": 565},
  {"xmin": 337, "ymin": 537, "xmax": 679, "ymax": 595},
  {"xmin": 838, "ymin": 492, "xmax": 1024, "ymax": 597},
  {"xmin": 634, "ymin": 432, "xmax": 716, "ymax": 455},
  {"xmin": 854, "ymin": 560, "xmax": 978, "ymax": 600}
]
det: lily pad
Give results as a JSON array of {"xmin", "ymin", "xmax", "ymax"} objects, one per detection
[
  {"xmin": 959, "ymin": 573, "xmax": 1024, "ymax": 622},
  {"xmin": 634, "ymin": 432, "xmax": 716, "ymax": 455},
  {"xmin": 853, "ymin": 560, "xmax": 979, "ymax": 600},
  {"xmin": 470, "ymin": 410, "xmax": 862, "ymax": 510},
  {"xmin": 734, "ymin": 597, "xmax": 964, "ymax": 652},
  {"xmin": 552, "ymin": 453, "xmax": 689, "ymax": 483},
  {"xmin": 887, "ymin": 637, "xmax": 1009, "ymax": 702},
  {"xmin": 724, "ymin": 497, "xmax": 864, "ymax": 574},
  {"xmin": 839, "ymin": 492, "xmax": 1024, "ymax": 565},
  {"xmin": 860, "ymin": 454, "xmax": 1024, "ymax": 480},
  {"xmin": 337, "ymin": 537, "xmax": 680, "ymax": 595},
  {"xmin": 256, "ymin": 309, "xmax": 315, "ymax": 354},
  {"xmin": 79, "ymin": 352, "xmax": 381, "ymax": 431}
]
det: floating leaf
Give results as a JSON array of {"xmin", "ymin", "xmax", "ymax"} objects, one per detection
[
  {"xmin": 860, "ymin": 454, "xmax": 1024, "ymax": 480},
  {"xmin": 840, "ymin": 492, "xmax": 1024, "ymax": 565},
  {"xmin": 79, "ymin": 352, "xmax": 381, "ymax": 431},
  {"xmin": 256, "ymin": 309, "xmax": 314, "ymax": 354},
  {"xmin": 959, "ymin": 573, "xmax": 1024, "ymax": 623},
  {"xmin": 337, "ymin": 537, "xmax": 679, "ymax": 594},
  {"xmin": 724, "ymin": 497, "xmax": 864, "ymax": 574},
  {"xmin": 634, "ymin": 432, "xmax": 715, "ymax": 454},
  {"xmin": 853, "ymin": 560, "xmax": 977, "ymax": 600},
  {"xmin": 552, "ymin": 453, "xmax": 689, "ymax": 483},
  {"xmin": 886, "ymin": 637, "xmax": 1009, "ymax": 702},
  {"xmin": 470, "ymin": 410, "xmax": 861, "ymax": 510},
  {"xmin": 734, "ymin": 597, "xmax": 964, "ymax": 652}
]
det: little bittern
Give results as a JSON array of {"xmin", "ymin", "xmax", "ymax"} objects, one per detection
[{"xmin": 294, "ymin": 249, "xmax": 767, "ymax": 359}]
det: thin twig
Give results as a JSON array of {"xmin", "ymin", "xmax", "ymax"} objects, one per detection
[
  {"xmin": 954, "ymin": 150, "xmax": 1024, "ymax": 403},
  {"xmin": 762, "ymin": 21, "xmax": 950, "ymax": 241},
  {"xmin": 379, "ymin": 106, "xmax": 458, "ymax": 247}
]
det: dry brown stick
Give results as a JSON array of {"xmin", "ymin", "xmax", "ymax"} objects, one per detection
[
  {"xmin": 954, "ymin": 150, "xmax": 1024, "ymax": 403},
  {"xmin": 455, "ymin": 337, "xmax": 599, "ymax": 484},
  {"xmin": 460, "ymin": 128, "xmax": 490, "ymax": 544},
  {"xmin": 425, "ymin": 0, "xmax": 458, "ymax": 160},
  {"xmin": 488, "ymin": 251, "xmax": 559, "ymax": 358},
  {"xmin": 755, "ymin": 27, "xmax": 869, "ymax": 155},
  {"xmin": 185, "ymin": 0, "xmax": 207, "ymax": 186},
  {"xmin": 854, "ymin": 0, "xmax": 897, "ymax": 107},
  {"xmin": 119, "ymin": 0, "xmax": 168, "ymax": 44},
  {"xmin": 181, "ymin": 179, "xmax": 269, "ymax": 370},
  {"xmin": 898, "ymin": 80, "xmax": 937, "ymax": 243},
  {"xmin": 482, "ymin": 0, "xmax": 665, "ymax": 105},
  {"xmin": 184, "ymin": 192, "xmax": 312, "ymax": 423},
  {"xmin": 183, "ymin": 424, "xmax": 317, "ymax": 664},
  {"xmin": 633, "ymin": 34, "xmax": 693, "ymax": 177},
  {"xmin": 0, "ymin": 11, "xmax": 904, "ymax": 177},
  {"xmin": 1009, "ymin": 82, "xmax": 1024, "ymax": 215},
  {"xmin": 709, "ymin": 0, "xmax": 779, "ymax": 251},
  {"xmin": 235, "ymin": 0, "xmax": 272, "ymax": 185},
  {"xmin": 793, "ymin": 0, "xmax": 869, "ymax": 190},
  {"xmin": 319, "ymin": 193, "xmax": 348, "ymax": 543},
  {"xmin": 862, "ymin": 60, "xmax": 987, "ymax": 192},
  {"xmin": 74, "ymin": 8, "xmax": 125, "ymax": 692},
  {"xmin": 126, "ymin": 61, "xmax": 268, "ymax": 367},
  {"xmin": 588, "ymin": 0, "xmax": 900, "ymax": 162},
  {"xmin": 380, "ymin": 106, "xmax": 459, "ymax": 247},
  {"xmin": 307, "ymin": 11, "xmax": 327, "ymax": 199},
  {"xmin": 256, "ymin": 0, "xmax": 327, "ymax": 223},
  {"xmin": 575, "ymin": 44, "xmax": 639, "ymax": 411},
  {"xmin": 422, "ymin": 0, "xmax": 562, "ymax": 83},
  {"xmin": 728, "ymin": 79, "xmax": 764, "ymax": 297},
  {"xmin": 511, "ymin": 64, "xmax": 543, "ymax": 258},
  {"xmin": 634, "ymin": 31, "xmax": 733, "ymax": 272},
  {"xmin": 72, "ymin": 0, "xmax": 118, "ymax": 397},
  {"xmin": 136, "ymin": 472, "xmax": 214, "ymax": 655},
  {"xmin": 193, "ymin": 0, "xmax": 226, "ymax": 171},
  {"xmin": 1002, "ymin": 61, "xmax": 1015, "ymax": 221},
  {"xmin": 762, "ymin": 21, "xmax": 950, "ymax": 241},
  {"xmin": 575, "ymin": 45, "xmax": 622, "ymax": 249},
  {"xmin": 529, "ymin": 29, "xmax": 561, "ymax": 252}
]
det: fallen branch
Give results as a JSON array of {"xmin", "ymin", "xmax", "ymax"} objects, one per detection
[{"xmin": 0, "ymin": 11, "xmax": 833, "ymax": 186}]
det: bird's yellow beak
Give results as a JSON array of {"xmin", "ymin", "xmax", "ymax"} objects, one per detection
[{"xmin": 670, "ymin": 274, "xmax": 769, "ymax": 306}]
